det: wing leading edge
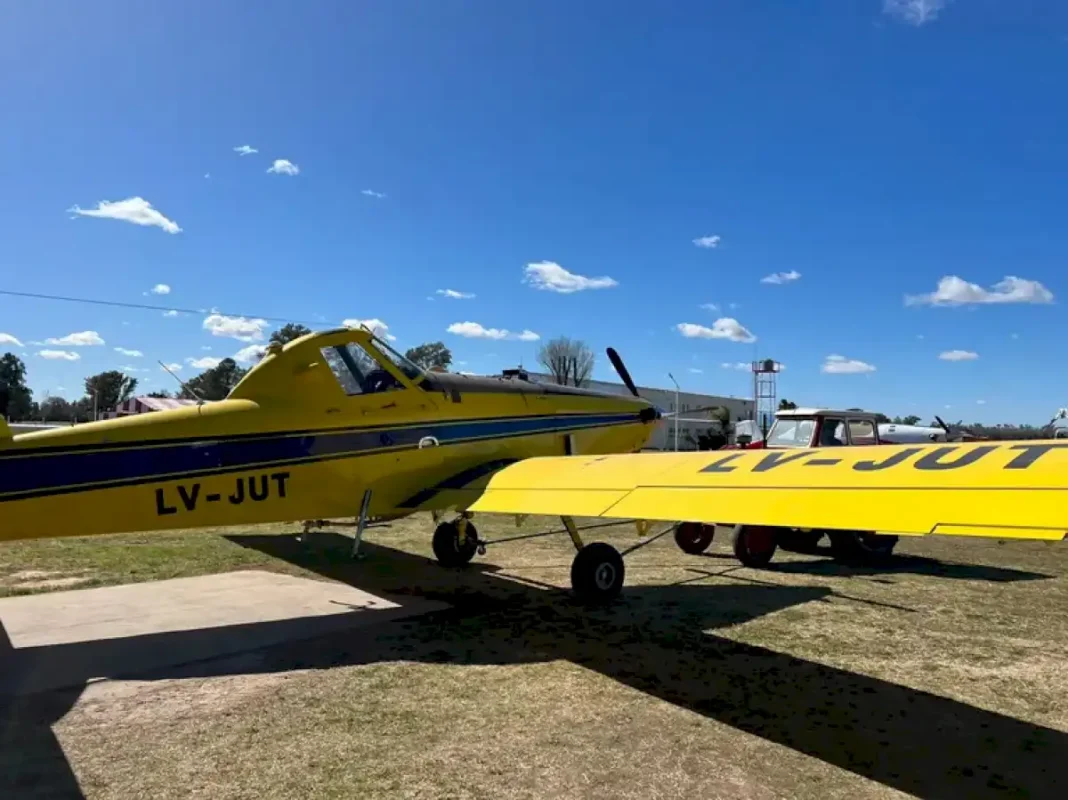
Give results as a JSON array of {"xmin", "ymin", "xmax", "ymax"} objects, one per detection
[{"xmin": 464, "ymin": 442, "xmax": 1068, "ymax": 541}]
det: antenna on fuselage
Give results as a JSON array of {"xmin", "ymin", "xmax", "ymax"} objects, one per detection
[{"xmin": 158, "ymin": 360, "xmax": 206, "ymax": 404}]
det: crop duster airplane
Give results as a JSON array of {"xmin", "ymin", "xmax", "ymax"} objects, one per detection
[{"xmin": 2, "ymin": 326, "xmax": 1067, "ymax": 603}]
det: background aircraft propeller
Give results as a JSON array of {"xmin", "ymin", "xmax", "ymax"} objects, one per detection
[{"xmin": 606, "ymin": 347, "xmax": 639, "ymax": 398}]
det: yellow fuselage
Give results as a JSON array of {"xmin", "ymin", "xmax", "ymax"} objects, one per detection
[{"xmin": 0, "ymin": 329, "xmax": 657, "ymax": 542}]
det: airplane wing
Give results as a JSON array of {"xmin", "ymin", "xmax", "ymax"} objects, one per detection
[{"xmin": 465, "ymin": 442, "xmax": 1068, "ymax": 541}]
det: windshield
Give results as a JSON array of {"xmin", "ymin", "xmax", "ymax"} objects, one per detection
[
  {"xmin": 368, "ymin": 335, "xmax": 425, "ymax": 382},
  {"xmin": 766, "ymin": 418, "xmax": 815, "ymax": 448}
]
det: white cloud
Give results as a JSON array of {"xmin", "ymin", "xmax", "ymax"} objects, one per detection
[
  {"xmin": 436, "ymin": 289, "xmax": 476, "ymax": 299},
  {"xmin": 688, "ymin": 367, "xmax": 703, "ymax": 374},
  {"xmin": 119, "ymin": 365, "xmax": 145, "ymax": 373},
  {"xmin": 693, "ymin": 235, "xmax": 721, "ymax": 249},
  {"xmin": 187, "ymin": 356, "xmax": 222, "ymax": 369},
  {"xmin": 204, "ymin": 173, "xmax": 211, "ymax": 179},
  {"xmin": 916, "ymin": 334, "xmax": 925, "ymax": 340},
  {"xmin": 45, "ymin": 330, "xmax": 105, "ymax": 346},
  {"xmin": 201, "ymin": 345, "xmax": 212, "ymax": 351},
  {"xmin": 267, "ymin": 159, "xmax": 299, "ymax": 176},
  {"xmin": 160, "ymin": 362, "xmax": 182, "ymax": 373},
  {"xmin": 939, "ymin": 349, "xmax": 979, "ymax": 361},
  {"xmin": 233, "ymin": 344, "xmax": 268, "ymax": 364},
  {"xmin": 676, "ymin": 318, "xmax": 757, "ymax": 344},
  {"xmin": 516, "ymin": 330, "xmax": 540, "ymax": 342},
  {"xmin": 38, "ymin": 349, "xmax": 80, "ymax": 361},
  {"xmin": 68, "ymin": 197, "xmax": 181, "ymax": 234},
  {"xmin": 977, "ymin": 399, "xmax": 986, "ymax": 405},
  {"xmin": 883, "ymin": 0, "xmax": 948, "ymax": 27},
  {"xmin": 906, "ymin": 275, "xmax": 1054, "ymax": 306},
  {"xmin": 114, "ymin": 347, "xmax": 143, "ymax": 357},
  {"xmin": 163, "ymin": 310, "xmax": 180, "ymax": 318},
  {"xmin": 361, "ymin": 189, "xmax": 386, "ymax": 198},
  {"xmin": 150, "ymin": 283, "xmax": 171, "ymax": 295},
  {"xmin": 721, "ymin": 362, "xmax": 749, "ymax": 371},
  {"xmin": 700, "ymin": 303, "xmax": 719, "ymax": 312},
  {"xmin": 342, "ymin": 318, "xmax": 396, "ymax": 341},
  {"xmin": 234, "ymin": 145, "xmax": 258, "ymax": 156},
  {"xmin": 1011, "ymin": 332, "xmax": 1020, "ymax": 339},
  {"xmin": 821, "ymin": 354, "xmax": 876, "ymax": 374},
  {"xmin": 0, "ymin": 333, "xmax": 23, "ymax": 347},
  {"xmin": 523, "ymin": 261, "xmax": 618, "ymax": 293},
  {"xmin": 447, "ymin": 322, "xmax": 510, "ymax": 340},
  {"xmin": 760, "ymin": 270, "xmax": 801, "ymax": 285},
  {"xmin": 203, "ymin": 313, "xmax": 268, "ymax": 342}
]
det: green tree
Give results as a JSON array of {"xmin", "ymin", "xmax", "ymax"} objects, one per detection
[
  {"xmin": 181, "ymin": 358, "xmax": 247, "ymax": 401},
  {"xmin": 84, "ymin": 370, "xmax": 138, "ymax": 415},
  {"xmin": 38, "ymin": 395, "xmax": 75, "ymax": 422},
  {"xmin": 0, "ymin": 352, "xmax": 33, "ymax": 420},
  {"xmin": 901, "ymin": 415, "xmax": 921, "ymax": 426},
  {"xmin": 145, "ymin": 390, "xmax": 172, "ymax": 398},
  {"xmin": 269, "ymin": 323, "xmax": 312, "ymax": 347},
  {"xmin": 404, "ymin": 341, "xmax": 452, "ymax": 371},
  {"xmin": 778, "ymin": 398, "xmax": 797, "ymax": 410}
]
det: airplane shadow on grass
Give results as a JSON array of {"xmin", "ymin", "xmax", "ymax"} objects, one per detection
[{"xmin": 1, "ymin": 532, "xmax": 1065, "ymax": 800}]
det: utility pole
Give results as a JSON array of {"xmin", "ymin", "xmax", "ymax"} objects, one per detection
[{"xmin": 668, "ymin": 372, "xmax": 679, "ymax": 451}]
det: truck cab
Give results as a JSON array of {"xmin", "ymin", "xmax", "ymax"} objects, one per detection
[{"xmin": 762, "ymin": 408, "xmax": 881, "ymax": 448}]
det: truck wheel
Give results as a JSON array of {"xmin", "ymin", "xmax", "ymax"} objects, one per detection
[
  {"xmin": 778, "ymin": 530, "xmax": 823, "ymax": 554},
  {"xmin": 828, "ymin": 531, "xmax": 898, "ymax": 564},
  {"xmin": 731, "ymin": 525, "xmax": 778, "ymax": 568},
  {"xmin": 674, "ymin": 522, "xmax": 716, "ymax": 555}
]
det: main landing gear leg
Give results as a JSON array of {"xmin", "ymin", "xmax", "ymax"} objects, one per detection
[
  {"xmin": 562, "ymin": 516, "xmax": 625, "ymax": 604},
  {"xmin": 351, "ymin": 488, "xmax": 373, "ymax": 560}
]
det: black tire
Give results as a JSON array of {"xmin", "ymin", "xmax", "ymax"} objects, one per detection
[
  {"xmin": 570, "ymin": 542, "xmax": 625, "ymax": 604},
  {"xmin": 432, "ymin": 520, "xmax": 478, "ymax": 567},
  {"xmin": 731, "ymin": 525, "xmax": 779, "ymax": 568},
  {"xmin": 674, "ymin": 522, "xmax": 716, "ymax": 555},
  {"xmin": 828, "ymin": 531, "xmax": 898, "ymax": 563},
  {"xmin": 778, "ymin": 529, "xmax": 824, "ymax": 554}
]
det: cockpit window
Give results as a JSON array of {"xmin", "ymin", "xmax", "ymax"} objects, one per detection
[
  {"xmin": 368, "ymin": 335, "xmax": 425, "ymax": 382},
  {"xmin": 320, "ymin": 343, "xmax": 405, "ymax": 395}
]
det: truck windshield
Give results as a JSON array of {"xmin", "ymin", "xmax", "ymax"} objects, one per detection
[{"xmin": 766, "ymin": 418, "xmax": 815, "ymax": 448}]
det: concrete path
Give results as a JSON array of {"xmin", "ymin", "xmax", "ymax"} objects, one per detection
[{"xmin": 0, "ymin": 570, "xmax": 448, "ymax": 696}]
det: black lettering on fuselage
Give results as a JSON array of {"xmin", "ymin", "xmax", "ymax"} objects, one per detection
[
  {"xmin": 913, "ymin": 445, "xmax": 997, "ymax": 471},
  {"xmin": 1004, "ymin": 443, "xmax": 1068, "ymax": 470},
  {"xmin": 229, "ymin": 478, "xmax": 245, "ymax": 505},
  {"xmin": 155, "ymin": 488, "xmax": 177, "ymax": 515},
  {"xmin": 271, "ymin": 472, "xmax": 290, "ymax": 497},
  {"xmin": 751, "ymin": 452, "xmax": 810, "ymax": 473},
  {"xmin": 248, "ymin": 475, "xmax": 269, "ymax": 502},
  {"xmin": 700, "ymin": 454, "xmax": 743, "ymax": 473},
  {"xmin": 177, "ymin": 483, "xmax": 200, "ymax": 511},
  {"xmin": 853, "ymin": 448, "xmax": 922, "ymax": 472}
]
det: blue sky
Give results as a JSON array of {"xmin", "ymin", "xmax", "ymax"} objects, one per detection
[{"xmin": 3, "ymin": 0, "xmax": 1068, "ymax": 424}]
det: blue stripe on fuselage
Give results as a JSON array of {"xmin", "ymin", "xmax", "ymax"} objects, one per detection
[{"xmin": 0, "ymin": 412, "xmax": 639, "ymax": 501}]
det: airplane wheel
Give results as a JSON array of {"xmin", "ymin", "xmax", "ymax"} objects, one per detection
[
  {"xmin": 570, "ymin": 543, "xmax": 625, "ymax": 604},
  {"xmin": 432, "ymin": 520, "xmax": 478, "ymax": 567},
  {"xmin": 731, "ymin": 525, "xmax": 778, "ymax": 568},
  {"xmin": 674, "ymin": 522, "xmax": 716, "ymax": 555},
  {"xmin": 829, "ymin": 531, "xmax": 898, "ymax": 564}
]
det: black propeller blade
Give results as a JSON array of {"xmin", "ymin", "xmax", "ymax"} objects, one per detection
[{"xmin": 606, "ymin": 347, "xmax": 639, "ymax": 398}]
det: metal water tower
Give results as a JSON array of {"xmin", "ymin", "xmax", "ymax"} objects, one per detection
[{"xmin": 752, "ymin": 358, "xmax": 781, "ymax": 436}]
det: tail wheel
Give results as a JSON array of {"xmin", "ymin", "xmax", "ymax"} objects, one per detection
[
  {"xmin": 674, "ymin": 522, "xmax": 716, "ymax": 555},
  {"xmin": 432, "ymin": 520, "xmax": 479, "ymax": 567},
  {"xmin": 731, "ymin": 525, "xmax": 778, "ymax": 568},
  {"xmin": 828, "ymin": 531, "xmax": 898, "ymax": 563},
  {"xmin": 570, "ymin": 542, "xmax": 625, "ymax": 604}
]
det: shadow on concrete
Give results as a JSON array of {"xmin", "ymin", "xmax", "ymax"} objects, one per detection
[{"xmin": 1, "ymin": 531, "xmax": 1065, "ymax": 799}]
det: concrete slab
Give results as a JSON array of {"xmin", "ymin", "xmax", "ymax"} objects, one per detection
[{"xmin": 0, "ymin": 570, "xmax": 448, "ymax": 696}]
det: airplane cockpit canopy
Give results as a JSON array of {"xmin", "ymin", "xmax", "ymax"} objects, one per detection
[{"xmin": 318, "ymin": 334, "xmax": 426, "ymax": 396}]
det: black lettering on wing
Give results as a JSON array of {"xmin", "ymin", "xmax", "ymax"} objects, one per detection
[
  {"xmin": 914, "ymin": 446, "xmax": 998, "ymax": 471},
  {"xmin": 853, "ymin": 448, "xmax": 922, "ymax": 472},
  {"xmin": 700, "ymin": 454, "xmax": 742, "ymax": 473},
  {"xmin": 1004, "ymin": 443, "xmax": 1068, "ymax": 470},
  {"xmin": 751, "ymin": 452, "xmax": 810, "ymax": 473}
]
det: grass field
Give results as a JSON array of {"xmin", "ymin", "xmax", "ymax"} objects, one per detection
[{"xmin": 2, "ymin": 515, "xmax": 1067, "ymax": 799}]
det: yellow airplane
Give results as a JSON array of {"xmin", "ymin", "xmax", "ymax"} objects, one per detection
[
  {"xmin": 0, "ymin": 326, "xmax": 658, "ymax": 558},
  {"xmin": 3, "ymin": 325, "xmax": 1067, "ymax": 604}
]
